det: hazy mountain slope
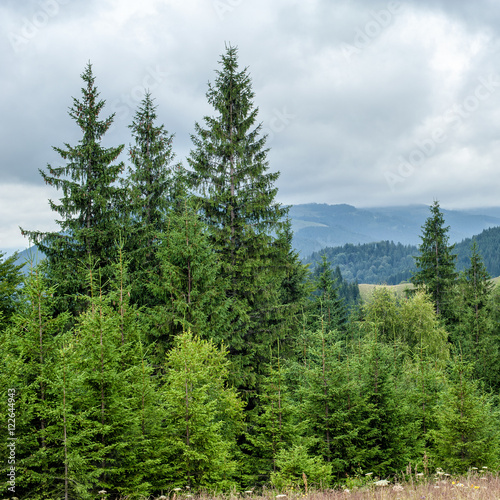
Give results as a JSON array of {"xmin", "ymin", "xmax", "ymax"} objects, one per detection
[{"xmin": 290, "ymin": 203, "xmax": 500, "ymax": 257}]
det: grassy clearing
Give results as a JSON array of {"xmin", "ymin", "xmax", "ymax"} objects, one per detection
[
  {"xmin": 358, "ymin": 282, "xmax": 413, "ymax": 302},
  {"xmin": 359, "ymin": 277, "xmax": 500, "ymax": 303},
  {"xmin": 142, "ymin": 472, "xmax": 499, "ymax": 500}
]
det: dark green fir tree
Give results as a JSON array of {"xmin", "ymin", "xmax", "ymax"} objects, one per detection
[
  {"xmin": 430, "ymin": 358, "xmax": 499, "ymax": 473},
  {"xmin": 453, "ymin": 240, "xmax": 499, "ymax": 388},
  {"xmin": 145, "ymin": 201, "xmax": 232, "ymax": 364},
  {"xmin": 411, "ymin": 201, "xmax": 457, "ymax": 320},
  {"xmin": 124, "ymin": 91, "xmax": 186, "ymax": 306},
  {"xmin": 0, "ymin": 251, "xmax": 24, "ymax": 327},
  {"xmin": 188, "ymin": 44, "xmax": 292, "ymax": 391},
  {"xmin": 309, "ymin": 254, "xmax": 347, "ymax": 335},
  {"xmin": 21, "ymin": 63, "xmax": 125, "ymax": 314}
]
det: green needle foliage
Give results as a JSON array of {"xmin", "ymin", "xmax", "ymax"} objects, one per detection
[
  {"xmin": 243, "ymin": 345, "xmax": 301, "ymax": 485},
  {"xmin": 22, "ymin": 62, "xmax": 125, "ymax": 314},
  {"xmin": 411, "ymin": 200, "xmax": 458, "ymax": 320},
  {"xmin": 158, "ymin": 331, "xmax": 244, "ymax": 491},
  {"xmin": 188, "ymin": 44, "xmax": 292, "ymax": 391},
  {"xmin": 0, "ymin": 251, "xmax": 24, "ymax": 327},
  {"xmin": 65, "ymin": 261, "xmax": 161, "ymax": 498},
  {"xmin": 0, "ymin": 266, "xmax": 71, "ymax": 498},
  {"xmin": 453, "ymin": 240, "xmax": 499, "ymax": 388},
  {"xmin": 124, "ymin": 91, "xmax": 186, "ymax": 306},
  {"xmin": 430, "ymin": 358, "xmax": 500, "ymax": 473},
  {"xmin": 145, "ymin": 201, "xmax": 233, "ymax": 363},
  {"xmin": 308, "ymin": 254, "xmax": 347, "ymax": 336}
]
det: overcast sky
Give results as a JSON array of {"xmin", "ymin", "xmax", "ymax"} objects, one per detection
[{"xmin": 2, "ymin": 0, "xmax": 500, "ymax": 254}]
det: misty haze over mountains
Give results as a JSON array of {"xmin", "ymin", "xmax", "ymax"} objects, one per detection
[
  {"xmin": 290, "ymin": 204, "xmax": 500, "ymax": 258},
  {"xmin": 7, "ymin": 203, "xmax": 500, "ymax": 274}
]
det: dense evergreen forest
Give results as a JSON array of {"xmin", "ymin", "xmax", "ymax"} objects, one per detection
[
  {"xmin": 307, "ymin": 224, "xmax": 500, "ymax": 284},
  {"xmin": 1, "ymin": 48, "xmax": 500, "ymax": 499}
]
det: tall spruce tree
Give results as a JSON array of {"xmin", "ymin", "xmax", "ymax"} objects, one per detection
[
  {"xmin": 430, "ymin": 358, "xmax": 499, "ymax": 472},
  {"xmin": 0, "ymin": 251, "xmax": 24, "ymax": 327},
  {"xmin": 124, "ymin": 92, "xmax": 185, "ymax": 305},
  {"xmin": 159, "ymin": 331, "xmax": 244, "ymax": 490},
  {"xmin": 309, "ymin": 254, "xmax": 347, "ymax": 335},
  {"xmin": 411, "ymin": 201, "xmax": 457, "ymax": 319},
  {"xmin": 188, "ymin": 44, "xmax": 291, "ymax": 390},
  {"xmin": 453, "ymin": 241, "xmax": 498, "ymax": 388},
  {"xmin": 22, "ymin": 63, "xmax": 124, "ymax": 313},
  {"xmin": 145, "ymin": 201, "xmax": 233, "ymax": 364}
]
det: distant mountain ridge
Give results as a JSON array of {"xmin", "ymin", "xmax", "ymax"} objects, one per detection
[
  {"xmin": 6, "ymin": 203, "xmax": 500, "ymax": 280},
  {"xmin": 289, "ymin": 203, "xmax": 500, "ymax": 257}
]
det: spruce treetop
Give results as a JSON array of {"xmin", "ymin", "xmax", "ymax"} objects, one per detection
[
  {"xmin": 21, "ymin": 62, "xmax": 125, "ymax": 313},
  {"xmin": 411, "ymin": 200, "xmax": 457, "ymax": 317},
  {"xmin": 189, "ymin": 44, "xmax": 286, "ymax": 238},
  {"xmin": 23, "ymin": 62, "xmax": 124, "ymax": 259}
]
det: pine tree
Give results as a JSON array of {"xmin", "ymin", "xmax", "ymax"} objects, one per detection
[
  {"xmin": 188, "ymin": 44, "xmax": 291, "ymax": 390},
  {"xmin": 453, "ymin": 241, "xmax": 498, "ymax": 388},
  {"xmin": 348, "ymin": 336, "xmax": 415, "ymax": 476},
  {"xmin": 64, "ymin": 261, "xmax": 162, "ymax": 497},
  {"xmin": 299, "ymin": 326, "xmax": 346, "ymax": 470},
  {"xmin": 21, "ymin": 63, "xmax": 125, "ymax": 313},
  {"xmin": 124, "ymin": 91, "xmax": 185, "ymax": 306},
  {"xmin": 0, "ymin": 251, "xmax": 24, "ymax": 327},
  {"xmin": 411, "ymin": 201, "xmax": 457, "ymax": 319},
  {"xmin": 243, "ymin": 344, "xmax": 301, "ymax": 485},
  {"xmin": 0, "ymin": 266, "xmax": 71, "ymax": 498},
  {"xmin": 430, "ymin": 358, "xmax": 499, "ymax": 472},
  {"xmin": 158, "ymin": 331, "xmax": 244, "ymax": 491},
  {"xmin": 309, "ymin": 255, "xmax": 347, "ymax": 335},
  {"xmin": 145, "ymin": 201, "xmax": 232, "ymax": 364}
]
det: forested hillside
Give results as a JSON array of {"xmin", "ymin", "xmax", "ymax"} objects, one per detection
[
  {"xmin": 290, "ymin": 203, "xmax": 500, "ymax": 256},
  {"xmin": 306, "ymin": 225, "xmax": 500, "ymax": 285},
  {"xmin": 1, "ymin": 51, "xmax": 500, "ymax": 500}
]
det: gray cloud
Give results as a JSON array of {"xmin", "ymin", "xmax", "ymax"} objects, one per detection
[{"xmin": 1, "ymin": 0, "xmax": 500, "ymax": 253}]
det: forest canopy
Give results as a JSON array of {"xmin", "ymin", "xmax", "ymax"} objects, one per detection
[{"xmin": 1, "ymin": 48, "xmax": 500, "ymax": 499}]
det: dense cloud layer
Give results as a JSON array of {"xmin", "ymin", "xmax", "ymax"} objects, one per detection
[{"xmin": 1, "ymin": 0, "xmax": 500, "ymax": 252}]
